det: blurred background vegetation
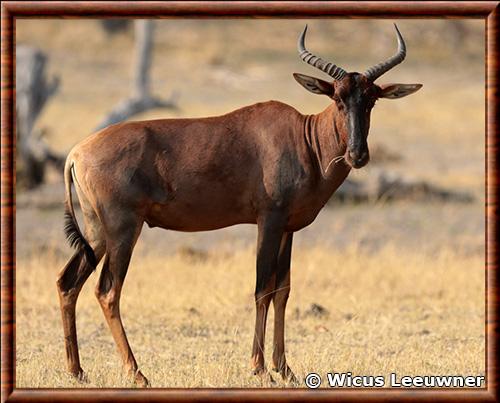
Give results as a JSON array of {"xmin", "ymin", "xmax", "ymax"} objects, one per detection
[{"xmin": 16, "ymin": 19, "xmax": 484, "ymax": 189}]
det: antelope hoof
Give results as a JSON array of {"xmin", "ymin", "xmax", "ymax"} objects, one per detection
[
  {"xmin": 70, "ymin": 368, "xmax": 88, "ymax": 383},
  {"xmin": 273, "ymin": 365, "xmax": 299, "ymax": 385},
  {"xmin": 253, "ymin": 367, "xmax": 276, "ymax": 385},
  {"xmin": 133, "ymin": 370, "xmax": 150, "ymax": 387}
]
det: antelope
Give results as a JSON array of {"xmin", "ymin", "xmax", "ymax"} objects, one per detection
[{"xmin": 57, "ymin": 24, "xmax": 422, "ymax": 386}]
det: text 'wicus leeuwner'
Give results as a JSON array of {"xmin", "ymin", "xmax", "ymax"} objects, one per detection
[{"xmin": 325, "ymin": 372, "xmax": 485, "ymax": 388}]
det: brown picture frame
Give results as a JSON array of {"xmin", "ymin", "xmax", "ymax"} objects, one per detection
[{"xmin": 1, "ymin": 1, "xmax": 498, "ymax": 402}]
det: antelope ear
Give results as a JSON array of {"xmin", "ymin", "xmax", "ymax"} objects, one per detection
[
  {"xmin": 293, "ymin": 73, "xmax": 333, "ymax": 96},
  {"xmin": 379, "ymin": 83, "xmax": 422, "ymax": 99}
]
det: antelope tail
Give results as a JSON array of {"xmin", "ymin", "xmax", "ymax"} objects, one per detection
[{"xmin": 63, "ymin": 160, "xmax": 97, "ymax": 268}]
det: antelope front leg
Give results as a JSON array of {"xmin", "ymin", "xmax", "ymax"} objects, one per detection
[
  {"xmin": 251, "ymin": 211, "xmax": 286, "ymax": 383},
  {"xmin": 251, "ymin": 276, "xmax": 275, "ymax": 382},
  {"xmin": 272, "ymin": 232, "xmax": 297, "ymax": 384}
]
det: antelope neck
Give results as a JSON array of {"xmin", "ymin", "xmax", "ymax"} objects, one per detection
[{"xmin": 303, "ymin": 104, "xmax": 347, "ymax": 179}]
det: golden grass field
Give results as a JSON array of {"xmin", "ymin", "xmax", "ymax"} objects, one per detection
[
  {"xmin": 15, "ymin": 19, "xmax": 485, "ymax": 388},
  {"xmin": 17, "ymin": 240, "xmax": 484, "ymax": 388}
]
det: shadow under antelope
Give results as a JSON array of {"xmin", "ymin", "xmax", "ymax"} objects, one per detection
[{"xmin": 57, "ymin": 24, "xmax": 422, "ymax": 386}]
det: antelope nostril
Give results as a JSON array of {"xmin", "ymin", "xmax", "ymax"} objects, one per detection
[{"xmin": 348, "ymin": 149, "xmax": 369, "ymax": 167}]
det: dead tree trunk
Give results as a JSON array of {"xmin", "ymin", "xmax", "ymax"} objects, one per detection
[
  {"xmin": 16, "ymin": 46, "xmax": 63, "ymax": 189},
  {"xmin": 95, "ymin": 20, "xmax": 177, "ymax": 131}
]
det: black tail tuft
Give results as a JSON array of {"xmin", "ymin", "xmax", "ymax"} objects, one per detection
[{"xmin": 64, "ymin": 209, "xmax": 97, "ymax": 268}]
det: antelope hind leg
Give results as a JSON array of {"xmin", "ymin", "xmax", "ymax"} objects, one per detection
[
  {"xmin": 57, "ymin": 241, "xmax": 104, "ymax": 380},
  {"xmin": 95, "ymin": 219, "xmax": 149, "ymax": 387}
]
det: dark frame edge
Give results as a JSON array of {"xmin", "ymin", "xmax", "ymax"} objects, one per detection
[
  {"xmin": 2, "ymin": 1, "xmax": 499, "ymax": 18},
  {"xmin": 1, "ymin": 2, "xmax": 15, "ymax": 403},
  {"xmin": 4, "ymin": 389, "xmax": 500, "ymax": 403},
  {"xmin": 486, "ymin": 2, "xmax": 500, "ymax": 401}
]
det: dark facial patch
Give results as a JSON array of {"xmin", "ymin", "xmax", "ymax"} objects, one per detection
[
  {"xmin": 332, "ymin": 73, "xmax": 378, "ymax": 168},
  {"xmin": 334, "ymin": 74, "xmax": 377, "ymax": 111}
]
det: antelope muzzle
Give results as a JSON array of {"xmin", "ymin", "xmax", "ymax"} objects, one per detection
[
  {"xmin": 346, "ymin": 146, "xmax": 370, "ymax": 169},
  {"xmin": 345, "ymin": 112, "xmax": 370, "ymax": 169}
]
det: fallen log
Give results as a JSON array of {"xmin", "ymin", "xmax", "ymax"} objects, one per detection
[{"xmin": 332, "ymin": 170, "xmax": 474, "ymax": 204}]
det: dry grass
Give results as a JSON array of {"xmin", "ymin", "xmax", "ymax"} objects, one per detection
[{"xmin": 16, "ymin": 241, "xmax": 484, "ymax": 388}]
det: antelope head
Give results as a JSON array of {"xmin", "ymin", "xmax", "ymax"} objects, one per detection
[{"xmin": 293, "ymin": 24, "xmax": 422, "ymax": 169}]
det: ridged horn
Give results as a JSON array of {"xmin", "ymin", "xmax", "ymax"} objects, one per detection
[
  {"xmin": 364, "ymin": 24, "xmax": 407, "ymax": 81},
  {"xmin": 297, "ymin": 25, "xmax": 347, "ymax": 80}
]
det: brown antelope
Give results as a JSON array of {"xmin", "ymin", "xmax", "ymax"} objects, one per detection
[{"xmin": 57, "ymin": 24, "xmax": 421, "ymax": 386}]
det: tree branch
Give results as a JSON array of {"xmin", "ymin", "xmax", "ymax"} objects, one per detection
[{"xmin": 95, "ymin": 20, "xmax": 178, "ymax": 131}]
